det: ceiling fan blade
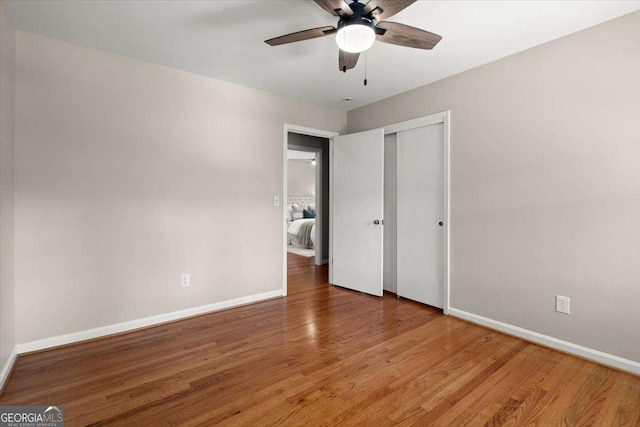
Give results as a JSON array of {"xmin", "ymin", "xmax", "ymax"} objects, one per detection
[
  {"xmin": 313, "ymin": 0, "xmax": 353, "ymax": 16},
  {"xmin": 365, "ymin": 0, "xmax": 416, "ymax": 21},
  {"xmin": 339, "ymin": 50, "xmax": 360, "ymax": 71},
  {"xmin": 376, "ymin": 21, "xmax": 442, "ymax": 50},
  {"xmin": 265, "ymin": 26, "xmax": 336, "ymax": 46}
]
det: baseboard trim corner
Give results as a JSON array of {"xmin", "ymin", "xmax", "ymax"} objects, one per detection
[
  {"xmin": 17, "ymin": 289, "xmax": 284, "ymax": 355},
  {"xmin": 448, "ymin": 308, "xmax": 640, "ymax": 376},
  {"xmin": 0, "ymin": 346, "xmax": 18, "ymax": 394}
]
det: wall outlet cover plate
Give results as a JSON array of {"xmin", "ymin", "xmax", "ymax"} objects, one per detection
[{"xmin": 556, "ymin": 295, "xmax": 570, "ymax": 314}]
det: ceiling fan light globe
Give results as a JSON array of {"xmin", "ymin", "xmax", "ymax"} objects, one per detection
[{"xmin": 336, "ymin": 24, "xmax": 375, "ymax": 53}]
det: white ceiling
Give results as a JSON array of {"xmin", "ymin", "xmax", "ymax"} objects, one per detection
[{"xmin": 5, "ymin": 1, "xmax": 640, "ymax": 111}]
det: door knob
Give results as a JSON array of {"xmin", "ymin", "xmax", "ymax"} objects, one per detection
[
  {"xmin": 373, "ymin": 220, "xmax": 381, "ymax": 225},
  {"xmin": 438, "ymin": 221, "xmax": 443, "ymax": 226}
]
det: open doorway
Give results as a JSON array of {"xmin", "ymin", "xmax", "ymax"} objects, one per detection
[
  {"xmin": 283, "ymin": 125, "xmax": 336, "ymax": 296},
  {"xmin": 286, "ymin": 148, "xmax": 317, "ymax": 259}
]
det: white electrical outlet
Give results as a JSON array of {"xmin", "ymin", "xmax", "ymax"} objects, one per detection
[
  {"xmin": 556, "ymin": 295, "xmax": 570, "ymax": 314},
  {"xmin": 181, "ymin": 274, "xmax": 190, "ymax": 288}
]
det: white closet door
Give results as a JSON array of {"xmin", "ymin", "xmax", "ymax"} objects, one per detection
[
  {"xmin": 397, "ymin": 124, "xmax": 445, "ymax": 308},
  {"xmin": 331, "ymin": 128, "xmax": 384, "ymax": 297}
]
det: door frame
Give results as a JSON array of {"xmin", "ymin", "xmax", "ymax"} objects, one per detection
[
  {"xmin": 282, "ymin": 124, "xmax": 338, "ymax": 297},
  {"xmin": 383, "ymin": 111, "xmax": 451, "ymax": 314}
]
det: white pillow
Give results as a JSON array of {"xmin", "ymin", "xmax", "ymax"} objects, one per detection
[
  {"xmin": 286, "ymin": 205, "xmax": 293, "ymax": 221},
  {"xmin": 291, "ymin": 204, "xmax": 304, "ymax": 220},
  {"xmin": 308, "ymin": 203, "xmax": 316, "ymax": 213}
]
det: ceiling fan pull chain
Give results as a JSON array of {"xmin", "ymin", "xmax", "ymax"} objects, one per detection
[{"xmin": 364, "ymin": 51, "xmax": 368, "ymax": 86}]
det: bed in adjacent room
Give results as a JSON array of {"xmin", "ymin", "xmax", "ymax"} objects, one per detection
[
  {"xmin": 288, "ymin": 218, "xmax": 315, "ymax": 248},
  {"xmin": 286, "ymin": 196, "xmax": 316, "ymax": 255}
]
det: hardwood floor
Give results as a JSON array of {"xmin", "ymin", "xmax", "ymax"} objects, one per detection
[{"xmin": 1, "ymin": 253, "xmax": 639, "ymax": 426}]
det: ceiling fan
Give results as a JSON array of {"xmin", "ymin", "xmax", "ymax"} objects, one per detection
[{"xmin": 265, "ymin": 0, "xmax": 442, "ymax": 73}]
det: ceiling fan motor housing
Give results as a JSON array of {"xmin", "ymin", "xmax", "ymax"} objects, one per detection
[
  {"xmin": 338, "ymin": 1, "xmax": 378, "ymax": 26},
  {"xmin": 336, "ymin": 17, "xmax": 375, "ymax": 34},
  {"xmin": 338, "ymin": 1, "xmax": 387, "ymax": 37}
]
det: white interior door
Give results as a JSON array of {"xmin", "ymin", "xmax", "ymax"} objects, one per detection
[
  {"xmin": 397, "ymin": 124, "xmax": 445, "ymax": 308},
  {"xmin": 331, "ymin": 128, "xmax": 384, "ymax": 296}
]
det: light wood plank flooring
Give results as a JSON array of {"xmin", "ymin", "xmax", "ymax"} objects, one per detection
[{"xmin": 1, "ymin": 253, "xmax": 639, "ymax": 425}]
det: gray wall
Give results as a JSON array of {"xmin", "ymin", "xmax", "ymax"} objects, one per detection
[
  {"xmin": 348, "ymin": 11, "xmax": 640, "ymax": 362},
  {"xmin": 14, "ymin": 31, "xmax": 345, "ymax": 344},
  {"xmin": 288, "ymin": 133, "xmax": 329, "ymax": 262},
  {"xmin": 0, "ymin": 0, "xmax": 16, "ymax": 374},
  {"xmin": 383, "ymin": 133, "xmax": 397, "ymax": 293},
  {"xmin": 287, "ymin": 159, "xmax": 315, "ymax": 197}
]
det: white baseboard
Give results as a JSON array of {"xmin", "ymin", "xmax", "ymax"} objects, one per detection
[
  {"xmin": 448, "ymin": 308, "xmax": 640, "ymax": 376},
  {"xmin": 17, "ymin": 290, "xmax": 284, "ymax": 355},
  {"xmin": 0, "ymin": 346, "xmax": 18, "ymax": 392}
]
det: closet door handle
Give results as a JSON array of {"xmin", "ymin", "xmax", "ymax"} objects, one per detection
[
  {"xmin": 438, "ymin": 221, "xmax": 444, "ymax": 226},
  {"xmin": 373, "ymin": 220, "xmax": 381, "ymax": 225}
]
